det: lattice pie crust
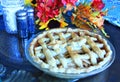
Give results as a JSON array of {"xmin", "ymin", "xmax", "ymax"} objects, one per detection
[{"xmin": 29, "ymin": 28, "xmax": 112, "ymax": 74}]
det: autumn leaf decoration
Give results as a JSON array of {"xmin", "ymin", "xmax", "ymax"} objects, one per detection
[
  {"xmin": 25, "ymin": 0, "xmax": 110, "ymax": 37},
  {"xmin": 72, "ymin": 0, "xmax": 109, "ymax": 37}
]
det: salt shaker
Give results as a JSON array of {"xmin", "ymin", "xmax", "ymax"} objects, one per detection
[
  {"xmin": 1, "ymin": 0, "xmax": 24, "ymax": 34},
  {"xmin": 16, "ymin": 10, "xmax": 28, "ymax": 38}
]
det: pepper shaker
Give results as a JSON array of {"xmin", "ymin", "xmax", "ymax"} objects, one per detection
[
  {"xmin": 25, "ymin": 6, "xmax": 35, "ymax": 37},
  {"xmin": 16, "ymin": 10, "xmax": 28, "ymax": 38}
]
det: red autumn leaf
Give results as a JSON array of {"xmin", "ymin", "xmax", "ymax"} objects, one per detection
[{"xmin": 91, "ymin": 0, "xmax": 105, "ymax": 10}]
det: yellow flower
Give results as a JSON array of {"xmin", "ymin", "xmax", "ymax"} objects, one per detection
[
  {"xmin": 59, "ymin": 20, "xmax": 68, "ymax": 28},
  {"xmin": 24, "ymin": 0, "xmax": 37, "ymax": 7},
  {"xmin": 39, "ymin": 21, "xmax": 49, "ymax": 30},
  {"xmin": 24, "ymin": 0, "xmax": 32, "ymax": 5},
  {"xmin": 39, "ymin": 18, "xmax": 68, "ymax": 30}
]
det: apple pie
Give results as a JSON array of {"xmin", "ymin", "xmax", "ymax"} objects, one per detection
[{"xmin": 29, "ymin": 28, "xmax": 112, "ymax": 73}]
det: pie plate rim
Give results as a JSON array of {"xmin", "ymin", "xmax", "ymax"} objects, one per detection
[{"xmin": 25, "ymin": 28, "xmax": 115, "ymax": 79}]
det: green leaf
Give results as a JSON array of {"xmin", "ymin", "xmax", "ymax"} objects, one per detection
[{"xmin": 91, "ymin": 11, "xmax": 100, "ymax": 17}]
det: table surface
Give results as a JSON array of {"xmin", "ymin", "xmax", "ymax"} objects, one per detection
[{"xmin": 0, "ymin": 15, "xmax": 120, "ymax": 82}]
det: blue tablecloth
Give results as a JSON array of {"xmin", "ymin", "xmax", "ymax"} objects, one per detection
[
  {"xmin": 0, "ymin": 1, "xmax": 120, "ymax": 81},
  {"xmin": 0, "ymin": 15, "xmax": 120, "ymax": 82}
]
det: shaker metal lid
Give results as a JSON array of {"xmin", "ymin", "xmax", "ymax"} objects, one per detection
[
  {"xmin": 16, "ymin": 9, "xmax": 27, "ymax": 17},
  {"xmin": 27, "ymin": 6, "xmax": 34, "ymax": 13},
  {"xmin": 26, "ymin": 6, "xmax": 34, "ymax": 16},
  {"xmin": 24, "ymin": 6, "xmax": 34, "ymax": 16}
]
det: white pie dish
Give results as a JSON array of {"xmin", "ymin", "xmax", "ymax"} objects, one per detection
[{"xmin": 25, "ymin": 28, "xmax": 115, "ymax": 79}]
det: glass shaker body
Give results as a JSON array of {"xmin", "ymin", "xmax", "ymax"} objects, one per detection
[
  {"xmin": 1, "ymin": 0, "xmax": 24, "ymax": 34},
  {"xmin": 16, "ymin": 10, "xmax": 28, "ymax": 38},
  {"xmin": 25, "ymin": 6, "xmax": 35, "ymax": 35}
]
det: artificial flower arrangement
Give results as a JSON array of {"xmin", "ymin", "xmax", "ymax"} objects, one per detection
[
  {"xmin": 71, "ymin": 0, "xmax": 109, "ymax": 37},
  {"xmin": 24, "ymin": 0, "xmax": 109, "ymax": 37}
]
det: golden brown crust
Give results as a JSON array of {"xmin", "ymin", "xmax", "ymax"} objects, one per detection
[{"xmin": 29, "ymin": 28, "xmax": 112, "ymax": 73}]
